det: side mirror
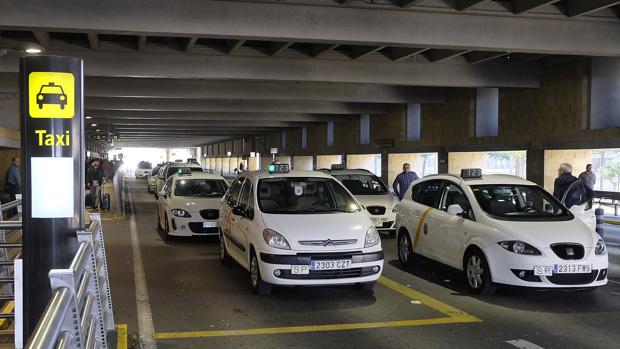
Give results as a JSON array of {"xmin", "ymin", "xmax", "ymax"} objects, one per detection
[
  {"xmin": 158, "ymin": 190, "xmax": 167, "ymax": 199},
  {"xmin": 232, "ymin": 206, "xmax": 245, "ymax": 217},
  {"xmin": 447, "ymin": 204, "xmax": 464, "ymax": 216},
  {"xmin": 569, "ymin": 204, "xmax": 585, "ymax": 215}
]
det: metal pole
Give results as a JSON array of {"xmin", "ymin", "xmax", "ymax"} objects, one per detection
[{"xmin": 20, "ymin": 55, "xmax": 85, "ymax": 342}]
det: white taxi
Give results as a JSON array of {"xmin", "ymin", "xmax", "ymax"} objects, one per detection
[
  {"xmin": 147, "ymin": 163, "xmax": 165, "ymax": 193},
  {"xmin": 155, "ymin": 162, "xmax": 203, "ymax": 197},
  {"xmin": 157, "ymin": 170, "xmax": 229, "ymax": 240},
  {"xmin": 219, "ymin": 164, "xmax": 384, "ymax": 295},
  {"xmin": 328, "ymin": 167, "xmax": 398, "ymax": 235},
  {"xmin": 395, "ymin": 169, "xmax": 608, "ymax": 295},
  {"xmin": 134, "ymin": 161, "xmax": 152, "ymax": 179}
]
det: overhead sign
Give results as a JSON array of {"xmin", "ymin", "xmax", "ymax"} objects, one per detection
[{"xmin": 270, "ymin": 147, "xmax": 278, "ymax": 154}]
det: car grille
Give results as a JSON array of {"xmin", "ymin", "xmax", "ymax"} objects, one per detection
[
  {"xmin": 199, "ymin": 209, "xmax": 219, "ymax": 220},
  {"xmin": 278, "ymin": 266, "xmax": 380, "ymax": 280},
  {"xmin": 298, "ymin": 239, "xmax": 357, "ymax": 247},
  {"xmin": 551, "ymin": 243, "xmax": 585, "ymax": 260},
  {"xmin": 547, "ymin": 270, "xmax": 598, "ymax": 285},
  {"xmin": 366, "ymin": 206, "xmax": 386, "ymax": 216},
  {"xmin": 188, "ymin": 223, "xmax": 219, "ymax": 234}
]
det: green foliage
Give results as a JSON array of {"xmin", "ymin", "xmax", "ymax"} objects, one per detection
[{"xmin": 603, "ymin": 159, "xmax": 620, "ymax": 184}]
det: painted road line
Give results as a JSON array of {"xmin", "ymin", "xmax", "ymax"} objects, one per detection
[
  {"xmin": 413, "ymin": 208, "xmax": 433, "ymax": 252},
  {"xmin": 607, "ymin": 279, "xmax": 620, "ymax": 286},
  {"xmin": 506, "ymin": 339, "xmax": 545, "ymax": 349},
  {"xmin": 153, "ymin": 276, "xmax": 481, "ymax": 340},
  {"xmin": 117, "ymin": 324, "xmax": 128, "ymax": 349},
  {"xmin": 129, "ymin": 191, "xmax": 157, "ymax": 349}
]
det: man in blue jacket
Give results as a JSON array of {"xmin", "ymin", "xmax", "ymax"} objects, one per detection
[
  {"xmin": 4, "ymin": 157, "xmax": 21, "ymax": 217},
  {"xmin": 392, "ymin": 163, "xmax": 419, "ymax": 200}
]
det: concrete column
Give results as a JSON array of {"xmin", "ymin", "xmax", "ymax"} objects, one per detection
[
  {"xmin": 438, "ymin": 149, "xmax": 449, "ymax": 174},
  {"xmin": 527, "ymin": 148, "xmax": 545, "ymax": 187},
  {"xmin": 381, "ymin": 150, "xmax": 389, "ymax": 183}
]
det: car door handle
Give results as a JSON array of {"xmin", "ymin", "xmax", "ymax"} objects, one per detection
[{"xmin": 423, "ymin": 223, "xmax": 428, "ymax": 235}]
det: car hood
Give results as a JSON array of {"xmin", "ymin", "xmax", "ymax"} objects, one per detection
[
  {"xmin": 261, "ymin": 211, "xmax": 371, "ymax": 251},
  {"xmin": 354, "ymin": 193, "xmax": 399, "ymax": 209},
  {"xmin": 169, "ymin": 197, "xmax": 222, "ymax": 213},
  {"xmin": 484, "ymin": 216, "xmax": 599, "ymax": 249}
]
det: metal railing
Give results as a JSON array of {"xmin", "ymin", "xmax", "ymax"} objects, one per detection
[
  {"xmin": 0, "ymin": 196, "xmax": 23, "ymax": 334},
  {"xmin": 594, "ymin": 190, "xmax": 620, "ymax": 216},
  {"xmin": 25, "ymin": 213, "xmax": 114, "ymax": 349}
]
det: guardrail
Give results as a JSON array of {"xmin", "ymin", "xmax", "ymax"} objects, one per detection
[
  {"xmin": 0, "ymin": 197, "xmax": 22, "ymax": 337},
  {"xmin": 594, "ymin": 190, "xmax": 620, "ymax": 216},
  {"xmin": 25, "ymin": 213, "xmax": 114, "ymax": 349}
]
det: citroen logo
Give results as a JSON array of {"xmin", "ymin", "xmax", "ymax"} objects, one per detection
[
  {"xmin": 323, "ymin": 239, "xmax": 335, "ymax": 247},
  {"xmin": 566, "ymin": 247, "xmax": 575, "ymax": 256}
]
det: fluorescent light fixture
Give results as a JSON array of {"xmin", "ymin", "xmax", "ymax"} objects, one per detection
[
  {"xmin": 85, "ymin": 115, "xmax": 93, "ymax": 119},
  {"xmin": 90, "ymin": 123, "xmax": 97, "ymax": 127},
  {"xmin": 25, "ymin": 48, "xmax": 42, "ymax": 54},
  {"xmin": 95, "ymin": 129, "xmax": 101, "ymax": 132}
]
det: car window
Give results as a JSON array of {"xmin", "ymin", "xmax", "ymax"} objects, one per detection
[
  {"xmin": 562, "ymin": 180, "xmax": 592, "ymax": 210},
  {"xmin": 174, "ymin": 179, "xmax": 228, "ymax": 197},
  {"xmin": 440, "ymin": 183, "xmax": 474, "ymax": 219},
  {"xmin": 413, "ymin": 180, "xmax": 443, "ymax": 208},
  {"xmin": 471, "ymin": 184, "xmax": 571, "ymax": 221},
  {"xmin": 227, "ymin": 177, "xmax": 245, "ymax": 207},
  {"xmin": 238, "ymin": 182, "xmax": 253, "ymax": 212},
  {"xmin": 164, "ymin": 177, "xmax": 173, "ymax": 195},
  {"xmin": 333, "ymin": 174, "xmax": 388, "ymax": 195}
]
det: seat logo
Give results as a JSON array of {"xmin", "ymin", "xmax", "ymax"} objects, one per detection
[{"xmin": 29, "ymin": 72, "xmax": 75, "ymax": 118}]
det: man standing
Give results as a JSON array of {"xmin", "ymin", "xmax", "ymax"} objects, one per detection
[
  {"xmin": 553, "ymin": 163, "xmax": 577, "ymax": 201},
  {"xmin": 4, "ymin": 157, "xmax": 20, "ymax": 217},
  {"xmin": 578, "ymin": 164, "xmax": 596, "ymax": 190},
  {"xmin": 392, "ymin": 163, "xmax": 419, "ymax": 200},
  {"xmin": 86, "ymin": 159, "xmax": 105, "ymax": 210}
]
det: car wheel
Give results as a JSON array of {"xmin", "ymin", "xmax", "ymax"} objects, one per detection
[
  {"xmin": 250, "ymin": 251, "xmax": 272, "ymax": 296},
  {"xmin": 163, "ymin": 215, "xmax": 171, "ymax": 242},
  {"xmin": 219, "ymin": 230, "xmax": 233, "ymax": 266},
  {"xmin": 397, "ymin": 230, "xmax": 417, "ymax": 269},
  {"xmin": 464, "ymin": 249, "xmax": 496, "ymax": 296},
  {"xmin": 357, "ymin": 281, "xmax": 376, "ymax": 292}
]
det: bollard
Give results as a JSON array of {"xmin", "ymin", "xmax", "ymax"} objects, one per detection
[{"xmin": 595, "ymin": 208, "xmax": 605, "ymax": 238}]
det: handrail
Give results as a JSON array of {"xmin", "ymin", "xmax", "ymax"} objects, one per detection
[
  {"xmin": 24, "ymin": 287, "xmax": 72, "ymax": 349},
  {"xmin": 1, "ymin": 199, "xmax": 22, "ymax": 211},
  {"xmin": 0, "ymin": 221, "xmax": 22, "ymax": 230}
]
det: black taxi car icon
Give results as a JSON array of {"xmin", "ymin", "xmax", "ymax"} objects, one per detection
[{"xmin": 36, "ymin": 82, "xmax": 67, "ymax": 109}]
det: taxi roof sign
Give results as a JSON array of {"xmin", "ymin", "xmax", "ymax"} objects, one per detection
[
  {"xmin": 268, "ymin": 163, "xmax": 290, "ymax": 174},
  {"xmin": 330, "ymin": 164, "xmax": 346, "ymax": 170},
  {"xmin": 177, "ymin": 167, "xmax": 193, "ymax": 175},
  {"xmin": 461, "ymin": 168, "xmax": 482, "ymax": 179}
]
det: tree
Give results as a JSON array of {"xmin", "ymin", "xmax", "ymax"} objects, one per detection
[{"xmin": 603, "ymin": 159, "xmax": 620, "ymax": 191}]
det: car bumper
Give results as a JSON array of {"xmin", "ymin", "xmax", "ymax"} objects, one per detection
[
  {"xmin": 257, "ymin": 249, "xmax": 384, "ymax": 286},
  {"xmin": 485, "ymin": 244, "xmax": 608, "ymax": 288},
  {"xmin": 169, "ymin": 217, "xmax": 219, "ymax": 237}
]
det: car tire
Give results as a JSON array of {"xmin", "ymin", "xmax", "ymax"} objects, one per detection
[
  {"xmin": 219, "ymin": 230, "xmax": 233, "ymax": 266},
  {"xmin": 357, "ymin": 281, "xmax": 376, "ymax": 292},
  {"xmin": 250, "ymin": 251, "xmax": 272, "ymax": 296},
  {"xmin": 464, "ymin": 249, "xmax": 496, "ymax": 296},
  {"xmin": 163, "ymin": 215, "xmax": 171, "ymax": 242},
  {"xmin": 397, "ymin": 230, "xmax": 418, "ymax": 269}
]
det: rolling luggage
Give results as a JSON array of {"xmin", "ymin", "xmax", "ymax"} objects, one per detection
[{"xmin": 101, "ymin": 193, "xmax": 111, "ymax": 210}]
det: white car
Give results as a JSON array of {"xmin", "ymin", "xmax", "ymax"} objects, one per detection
[
  {"xmin": 135, "ymin": 161, "xmax": 152, "ymax": 178},
  {"xmin": 147, "ymin": 164, "xmax": 164, "ymax": 194},
  {"xmin": 395, "ymin": 169, "xmax": 608, "ymax": 295},
  {"xmin": 155, "ymin": 162, "xmax": 203, "ymax": 197},
  {"xmin": 219, "ymin": 165, "xmax": 384, "ymax": 295},
  {"xmin": 329, "ymin": 168, "xmax": 399, "ymax": 235},
  {"xmin": 157, "ymin": 170, "xmax": 229, "ymax": 240}
]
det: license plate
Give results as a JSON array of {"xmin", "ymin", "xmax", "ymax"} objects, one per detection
[
  {"xmin": 371, "ymin": 218, "xmax": 385, "ymax": 227},
  {"xmin": 311, "ymin": 260, "xmax": 352, "ymax": 270},
  {"xmin": 291, "ymin": 265, "xmax": 310, "ymax": 275},
  {"xmin": 203, "ymin": 221, "xmax": 218, "ymax": 228},
  {"xmin": 534, "ymin": 264, "xmax": 592, "ymax": 276}
]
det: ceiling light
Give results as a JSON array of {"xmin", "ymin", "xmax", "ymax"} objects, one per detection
[
  {"xmin": 24, "ymin": 48, "xmax": 42, "ymax": 54},
  {"xmin": 18, "ymin": 42, "xmax": 45, "ymax": 54},
  {"xmin": 91, "ymin": 123, "xmax": 97, "ymax": 127},
  {"xmin": 95, "ymin": 129, "xmax": 101, "ymax": 132},
  {"xmin": 85, "ymin": 115, "xmax": 93, "ymax": 119}
]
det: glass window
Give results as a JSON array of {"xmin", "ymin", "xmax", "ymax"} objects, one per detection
[
  {"xmin": 412, "ymin": 180, "xmax": 442, "ymax": 208},
  {"xmin": 333, "ymin": 174, "xmax": 388, "ymax": 195},
  {"xmin": 164, "ymin": 177, "xmax": 173, "ymax": 196},
  {"xmin": 138, "ymin": 161, "xmax": 152, "ymax": 169},
  {"xmin": 227, "ymin": 178, "xmax": 245, "ymax": 207},
  {"xmin": 174, "ymin": 179, "xmax": 228, "ymax": 197},
  {"xmin": 471, "ymin": 185, "xmax": 571, "ymax": 221},
  {"xmin": 238, "ymin": 182, "xmax": 252, "ymax": 211},
  {"xmin": 440, "ymin": 183, "xmax": 474, "ymax": 219},
  {"xmin": 257, "ymin": 177, "xmax": 361, "ymax": 214},
  {"xmin": 562, "ymin": 180, "xmax": 592, "ymax": 210}
]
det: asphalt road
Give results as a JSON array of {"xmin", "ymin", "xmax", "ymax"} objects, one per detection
[{"xmin": 106, "ymin": 178, "xmax": 620, "ymax": 349}]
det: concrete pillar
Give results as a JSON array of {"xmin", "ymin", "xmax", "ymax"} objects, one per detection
[
  {"xmin": 438, "ymin": 149, "xmax": 448, "ymax": 174},
  {"xmin": 527, "ymin": 148, "xmax": 545, "ymax": 187},
  {"xmin": 380, "ymin": 150, "xmax": 389, "ymax": 183}
]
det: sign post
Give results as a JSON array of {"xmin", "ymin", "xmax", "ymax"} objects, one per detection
[{"xmin": 19, "ymin": 55, "xmax": 84, "ymax": 341}]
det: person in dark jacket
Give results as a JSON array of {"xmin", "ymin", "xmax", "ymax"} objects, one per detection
[
  {"xmin": 553, "ymin": 163, "xmax": 577, "ymax": 201},
  {"xmin": 4, "ymin": 157, "xmax": 20, "ymax": 217},
  {"xmin": 86, "ymin": 159, "xmax": 105, "ymax": 210}
]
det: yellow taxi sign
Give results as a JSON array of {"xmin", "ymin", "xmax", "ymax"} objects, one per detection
[{"xmin": 29, "ymin": 72, "xmax": 75, "ymax": 118}]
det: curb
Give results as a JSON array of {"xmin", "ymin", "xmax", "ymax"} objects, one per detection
[{"xmin": 604, "ymin": 219, "xmax": 620, "ymax": 226}]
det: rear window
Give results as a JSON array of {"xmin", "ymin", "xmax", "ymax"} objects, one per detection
[
  {"xmin": 138, "ymin": 161, "xmax": 152, "ymax": 169},
  {"xmin": 333, "ymin": 174, "xmax": 388, "ymax": 195}
]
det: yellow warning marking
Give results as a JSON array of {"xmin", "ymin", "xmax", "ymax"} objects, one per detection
[
  {"xmin": 116, "ymin": 324, "xmax": 128, "ymax": 349},
  {"xmin": 28, "ymin": 72, "xmax": 75, "ymax": 118},
  {"xmin": 412, "ymin": 207, "xmax": 433, "ymax": 252},
  {"xmin": 0, "ymin": 300, "xmax": 14, "ymax": 329},
  {"xmin": 153, "ymin": 276, "xmax": 481, "ymax": 340}
]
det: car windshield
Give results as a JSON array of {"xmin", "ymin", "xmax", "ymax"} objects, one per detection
[
  {"xmin": 258, "ymin": 177, "xmax": 361, "ymax": 214},
  {"xmin": 165, "ymin": 166, "xmax": 202, "ymax": 178},
  {"xmin": 138, "ymin": 161, "xmax": 152, "ymax": 169},
  {"xmin": 471, "ymin": 185, "xmax": 571, "ymax": 220},
  {"xmin": 40, "ymin": 85, "xmax": 64, "ymax": 94},
  {"xmin": 174, "ymin": 179, "xmax": 227, "ymax": 197},
  {"xmin": 333, "ymin": 174, "xmax": 388, "ymax": 195}
]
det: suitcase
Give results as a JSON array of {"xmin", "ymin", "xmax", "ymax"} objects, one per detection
[
  {"xmin": 101, "ymin": 193, "xmax": 111, "ymax": 210},
  {"xmin": 85, "ymin": 192, "xmax": 92, "ymax": 207}
]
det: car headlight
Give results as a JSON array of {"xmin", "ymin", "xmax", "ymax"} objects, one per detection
[
  {"xmin": 263, "ymin": 229, "xmax": 291, "ymax": 250},
  {"xmin": 498, "ymin": 241, "xmax": 541, "ymax": 255},
  {"xmin": 595, "ymin": 239, "xmax": 607, "ymax": 255},
  {"xmin": 364, "ymin": 226, "xmax": 381, "ymax": 248},
  {"xmin": 171, "ymin": 209, "xmax": 191, "ymax": 218}
]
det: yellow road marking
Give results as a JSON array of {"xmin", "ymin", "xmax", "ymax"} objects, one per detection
[
  {"xmin": 153, "ymin": 276, "xmax": 481, "ymax": 340},
  {"xmin": 412, "ymin": 208, "xmax": 433, "ymax": 252},
  {"xmin": 116, "ymin": 324, "xmax": 128, "ymax": 349},
  {"xmin": 0, "ymin": 301, "xmax": 14, "ymax": 330}
]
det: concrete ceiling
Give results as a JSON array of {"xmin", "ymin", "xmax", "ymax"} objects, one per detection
[{"xmin": 0, "ymin": 0, "xmax": 618, "ymax": 148}]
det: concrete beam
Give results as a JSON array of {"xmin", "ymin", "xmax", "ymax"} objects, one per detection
[
  {"xmin": 513, "ymin": 0, "xmax": 560, "ymax": 14},
  {"xmin": 86, "ymin": 110, "xmax": 344, "ymax": 122},
  {"xmin": 464, "ymin": 51, "xmax": 509, "ymax": 64},
  {"xmin": 106, "ymin": 120, "xmax": 313, "ymax": 128},
  {"xmin": 566, "ymin": 0, "xmax": 620, "ymax": 17},
  {"xmin": 31, "ymin": 30, "xmax": 50, "ymax": 48},
  {"xmin": 87, "ymin": 33, "xmax": 98, "ymax": 49},
  {"xmin": 84, "ymin": 97, "xmax": 387, "ymax": 114},
  {"xmin": 0, "ymin": 51, "xmax": 541, "ymax": 88},
  {"xmin": 1, "ymin": 0, "xmax": 618, "ymax": 55},
  {"xmin": 457, "ymin": 0, "xmax": 490, "ymax": 11}
]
